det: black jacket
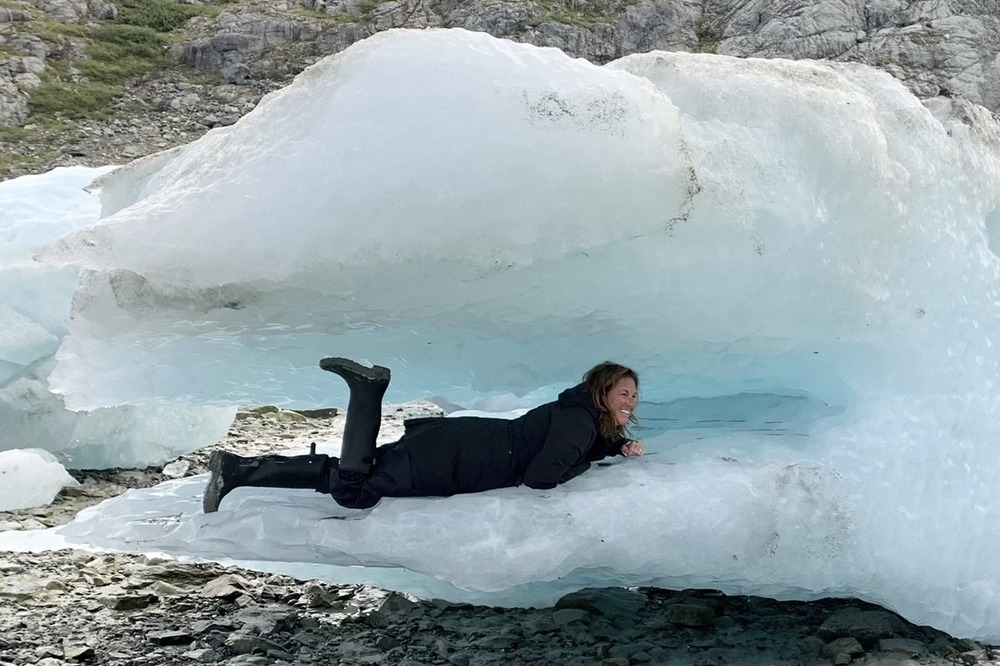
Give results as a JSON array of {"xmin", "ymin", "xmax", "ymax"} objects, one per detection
[{"xmin": 374, "ymin": 383, "xmax": 626, "ymax": 498}]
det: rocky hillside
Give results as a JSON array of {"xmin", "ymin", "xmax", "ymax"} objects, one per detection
[{"xmin": 1, "ymin": 0, "xmax": 998, "ymax": 179}]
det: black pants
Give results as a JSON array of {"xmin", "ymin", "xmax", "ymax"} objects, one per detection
[{"xmin": 329, "ymin": 441, "xmax": 421, "ymax": 509}]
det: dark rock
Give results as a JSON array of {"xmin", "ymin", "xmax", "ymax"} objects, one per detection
[
  {"xmin": 191, "ymin": 619, "xmax": 236, "ymax": 634},
  {"xmin": 823, "ymin": 636, "xmax": 864, "ymax": 658},
  {"xmin": 225, "ymin": 633, "xmax": 287, "ymax": 655},
  {"xmin": 295, "ymin": 408, "xmax": 339, "ymax": 419},
  {"xmin": 148, "ymin": 630, "xmax": 194, "ymax": 646},
  {"xmin": 552, "ymin": 608, "xmax": 589, "ymax": 626},
  {"xmin": 878, "ymin": 637, "xmax": 927, "ymax": 657},
  {"xmin": 99, "ymin": 594, "xmax": 158, "ymax": 611},
  {"xmin": 663, "ymin": 603, "xmax": 716, "ymax": 627},
  {"xmin": 555, "ymin": 587, "xmax": 646, "ymax": 627},
  {"xmin": 818, "ymin": 609, "xmax": 907, "ymax": 643},
  {"xmin": 231, "ymin": 605, "xmax": 298, "ymax": 634}
]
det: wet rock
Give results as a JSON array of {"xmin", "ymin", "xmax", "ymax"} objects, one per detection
[
  {"xmin": 552, "ymin": 608, "xmax": 589, "ymax": 626},
  {"xmin": 818, "ymin": 609, "xmax": 908, "ymax": 643},
  {"xmin": 824, "ymin": 636, "xmax": 864, "ymax": 658},
  {"xmin": 878, "ymin": 637, "xmax": 928, "ymax": 657},
  {"xmin": 663, "ymin": 603, "xmax": 717, "ymax": 627}
]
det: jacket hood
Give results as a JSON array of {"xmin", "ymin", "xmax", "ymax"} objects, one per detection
[{"xmin": 557, "ymin": 382, "xmax": 600, "ymax": 418}]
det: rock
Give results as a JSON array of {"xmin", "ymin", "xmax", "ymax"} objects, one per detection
[
  {"xmin": 552, "ymin": 608, "xmax": 589, "ymax": 625},
  {"xmin": 223, "ymin": 63, "xmax": 253, "ymax": 85},
  {"xmin": 225, "ymin": 633, "xmax": 287, "ymax": 655},
  {"xmin": 161, "ymin": 460, "xmax": 191, "ymax": 478},
  {"xmin": 472, "ymin": 635, "xmax": 519, "ymax": 649},
  {"xmin": 295, "ymin": 408, "xmax": 339, "ymax": 419},
  {"xmin": 181, "ymin": 648, "xmax": 220, "ymax": 662},
  {"xmin": 799, "ymin": 635, "xmax": 826, "ymax": 656},
  {"xmin": 555, "ymin": 587, "xmax": 646, "ymax": 627},
  {"xmin": 818, "ymin": 609, "xmax": 907, "ymax": 643},
  {"xmin": 663, "ymin": 603, "xmax": 716, "ymax": 627},
  {"xmin": 878, "ymin": 638, "xmax": 927, "ymax": 657},
  {"xmin": 35, "ymin": 645, "xmax": 63, "ymax": 658},
  {"xmin": 201, "ymin": 573, "xmax": 251, "ymax": 599},
  {"xmin": 366, "ymin": 591, "xmax": 417, "ymax": 626},
  {"xmin": 0, "ymin": 7, "xmax": 32, "ymax": 22},
  {"xmin": 232, "ymin": 605, "xmax": 298, "ymax": 634},
  {"xmin": 97, "ymin": 591, "xmax": 159, "ymax": 610},
  {"xmin": 148, "ymin": 630, "xmax": 194, "ymax": 646},
  {"xmin": 63, "ymin": 645, "xmax": 95, "ymax": 660},
  {"xmin": 823, "ymin": 636, "xmax": 864, "ymax": 658},
  {"xmin": 273, "ymin": 409, "xmax": 307, "ymax": 422}
]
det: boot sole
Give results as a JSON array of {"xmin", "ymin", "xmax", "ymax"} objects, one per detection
[{"xmin": 319, "ymin": 357, "xmax": 390, "ymax": 383}]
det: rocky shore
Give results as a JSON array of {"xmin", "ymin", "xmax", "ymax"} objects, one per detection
[{"xmin": 2, "ymin": 408, "xmax": 999, "ymax": 666}]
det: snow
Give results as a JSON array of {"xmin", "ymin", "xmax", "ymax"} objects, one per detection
[{"xmin": 2, "ymin": 28, "xmax": 1000, "ymax": 640}]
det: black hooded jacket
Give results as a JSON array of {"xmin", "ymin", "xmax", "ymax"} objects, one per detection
[{"xmin": 370, "ymin": 382, "xmax": 627, "ymax": 498}]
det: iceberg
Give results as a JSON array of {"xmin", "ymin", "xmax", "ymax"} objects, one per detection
[{"xmin": 2, "ymin": 28, "xmax": 1000, "ymax": 640}]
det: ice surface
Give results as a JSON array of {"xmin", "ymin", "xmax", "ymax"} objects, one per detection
[
  {"xmin": 3, "ymin": 28, "xmax": 1000, "ymax": 640},
  {"xmin": 0, "ymin": 448, "xmax": 77, "ymax": 511},
  {"xmin": 0, "ymin": 167, "xmax": 235, "ymax": 467}
]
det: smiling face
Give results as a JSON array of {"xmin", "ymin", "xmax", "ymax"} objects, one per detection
[{"xmin": 605, "ymin": 376, "xmax": 638, "ymax": 428}]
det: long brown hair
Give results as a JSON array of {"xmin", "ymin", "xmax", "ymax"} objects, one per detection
[{"xmin": 584, "ymin": 361, "xmax": 639, "ymax": 439}]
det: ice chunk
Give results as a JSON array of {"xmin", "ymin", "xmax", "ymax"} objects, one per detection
[
  {"xmin": 0, "ymin": 449, "xmax": 77, "ymax": 510},
  {"xmin": 1, "ymin": 29, "xmax": 999, "ymax": 641}
]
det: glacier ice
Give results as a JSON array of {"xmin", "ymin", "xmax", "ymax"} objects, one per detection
[
  {"xmin": 0, "ymin": 167, "xmax": 236, "ymax": 468},
  {"xmin": 3, "ymin": 28, "xmax": 1000, "ymax": 640}
]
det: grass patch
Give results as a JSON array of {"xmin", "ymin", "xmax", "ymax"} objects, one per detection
[
  {"xmin": 26, "ymin": 23, "xmax": 172, "ymax": 121},
  {"xmin": 0, "ymin": 126, "xmax": 32, "ymax": 143},
  {"xmin": 14, "ymin": 18, "xmax": 90, "ymax": 41},
  {"xmin": 357, "ymin": 0, "xmax": 391, "ymax": 14},
  {"xmin": 79, "ymin": 24, "xmax": 169, "ymax": 82},
  {"xmin": 529, "ymin": 0, "xmax": 635, "ymax": 30},
  {"xmin": 115, "ymin": 0, "xmax": 222, "ymax": 32},
  {"xmin": 28, "ymin": 81, "xmax": 121, "ymax": 119},
  {"xmin": 694, "ymin": 15, "xmax": 722, "ymax": 53},
  {"xmin": 8, "ymin": 0, "xmax": 253, "ymax": 131}
]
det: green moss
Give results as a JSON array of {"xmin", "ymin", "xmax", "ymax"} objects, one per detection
[
  {"xmin": 25, "ymin": 23, "xmax": 172, "ymax": 121},
  {"xmin": 12, "ymin": 18, "xmax": 90, "ymax": 42},
  {"xmin": 82, "ymin": 23, "xmax": 169, "ymax": 80},
  {"xmin": 114, "ymin": 0, "xmax": 222, "ymax": 32},
  {"xmin": 28, "ymin": 81, "xmax": 122, "ymax": 119},
  {"xmin": 0, "ymin": 126, "xmax": 32, "ymax": 143},
  {"xmin": 694, "ymin": 15, "xmax": 722, "ymax": 53},
  {"xmin": 528, "ymin": 0, "xmax": 635, "ymax": 30},
  {"xmin": 357, "ymin": 0, "xmax": 389, "ymax": 14}
]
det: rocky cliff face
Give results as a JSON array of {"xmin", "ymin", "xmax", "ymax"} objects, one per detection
[{"xmin": 0, "ymin": 0, "xmax": 998, "ymax": 177}]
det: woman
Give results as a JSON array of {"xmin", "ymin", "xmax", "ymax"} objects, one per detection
[{"xmin": 203, "ymin": 358, "xmax": 645, "ymax": 513}]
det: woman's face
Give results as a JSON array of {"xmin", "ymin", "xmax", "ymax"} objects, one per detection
[{"xmin": 605, "ymin": 376, "xmax": 638, "ymax": 428}]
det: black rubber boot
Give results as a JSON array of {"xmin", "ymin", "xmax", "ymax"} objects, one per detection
[
  {"xmin": 319, "ymin": 357, "xmax": 390, "ymax": 474},
  {"xmin": 203, "ymin": 450, "xmax": 330, "ymax": 513}
]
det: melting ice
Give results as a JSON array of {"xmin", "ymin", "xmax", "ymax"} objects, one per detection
[{"xmin": 2, "ymin": 28, "xmax": 1000, "ymax": 641}]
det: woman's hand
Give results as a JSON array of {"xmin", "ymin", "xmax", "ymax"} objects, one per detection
[{"xmin": 621, "ymin": 440, "xmax": 645, "ymax": 457}]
